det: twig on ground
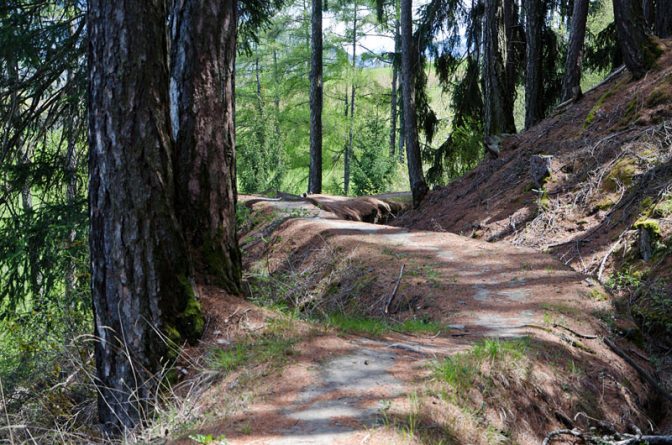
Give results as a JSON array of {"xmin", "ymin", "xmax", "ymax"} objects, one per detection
[
  {"xmin": 553, "ymin": 323, "xmax": 598, "ymax": 339},
  {"xmin": 384, "ymin": 264, "xmax": 405, "ymax": 315}
]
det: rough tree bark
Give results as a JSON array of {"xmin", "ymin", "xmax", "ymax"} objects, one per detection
[
  {"xmin": 612, "ymin": 0, "xmax": 660, "ymax": 79},
  {"xmin": 88, "ymin": 0, "xmax": 204, "ymax": 432},
  {"xmin": 483, "ymin": 0, "xmax": 516, "ymax": 136},
  {"xmin": 308, "ymin": 0, "xmax": 323, "ymax": 194},
  {"xmin": 524, "ymin": 0, "xmax": 545, "ymax": 129},
  {"xmin": 643, "ymin": 0, "xmax": 655, "ymax": 29},
  {"xmin": 170, "ymin": 0, "xmax": 242, "ymax": 294},
  {"xmin": 656, "ymin": 0, "xmax": 672, "ymax": 37},
  {"xmin": 561, "ymin": 0, "xmax": 589, "ymax": 102},
  {"xmin": 400, "ymin": 0, "xmax": 428, "ymax": 207}
]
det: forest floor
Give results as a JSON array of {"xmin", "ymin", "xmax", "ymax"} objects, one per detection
[{"xmin": 167, "ymin": 195, "xmax": 660, "ymax": 445}]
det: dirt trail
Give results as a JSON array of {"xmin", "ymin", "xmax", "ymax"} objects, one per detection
[{"xmin": 177, "ymin": 195, "xmax": 653, "ymax": 445}]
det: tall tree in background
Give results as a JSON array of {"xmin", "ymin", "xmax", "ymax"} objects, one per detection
[
  {"xmin": 170, "ymin": 0, "xmax": 242, "ymax": 293},
  {"xmin": 524, "ymin": 0, "xmax": 545, "ymax": 129},
  {"xmin": 344, "ymin": 0, "xmax": 358, "ymax": 195},
  {"xmin": 389, "ymin": 13, "xmax": 399, "ymax": 158},
  {"xmin": 308, "ymin": 0, "xmax": 323, "ymax": 193},
  {"xmin": 561, "ymin": 0, "xmax": 589, "ymax": 102},
  {"xmin": 400, "ymin": 0, "xmax": 428, "ymax": 207},
  {"xmin": 483, "ymin": 0, "xmax": 516, "ymax": 136},
  {"xmin": 612, "ymin": 0, "xmax": 659, "ymax": 79}
]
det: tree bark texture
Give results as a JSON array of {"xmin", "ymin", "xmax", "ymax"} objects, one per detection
[
  {"xmin": 561, "ymin": 0, "xmax": 589, "ymax": 102},
  {"xmin": 308, "ymin": 0, "xmax": 323, "ymax": 194},
  {"xmin": 612, "ymin": 0, "xmax": 660, "ymax": 79},
  {"xmin": 483, "ymin": 0, "xmax": 516, "ymax": 136},
  {"xmin": 88, "ymin": 0, "xmax": 203, "ymax": 432},
  {"xmin": 401, "ymin": 0, "xmax": 428, "ymax": 207},
  {"xmin": 170, "ymin": 0, "xmax": 242, "ymax": 294},
  {"xmin": 524, "ymin": 0, "xmax": 545, "ymax": 129},
  {"xmin": 656, "ymin": 0, "xmax": 672, "ymax": 37}
]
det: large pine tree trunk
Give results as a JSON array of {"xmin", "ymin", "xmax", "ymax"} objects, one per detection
[
  {"xmin": 561, "ymin": 0, "xmax": 589, "ymax": 102},
  {"xmin": 308, "ymin": 0, "xmax": 323, "ymax": 194},
  {"xmin": 612, "ymin": 0, "xmax": 659, "ymax": 79},
  {"xmin": 170, "ymin": 0, "xmax": 242, "ymax": 294},
  {"xmin": 483, "ymin": 0, "xmax": 516, "ymax": 136},
  {"xmin": 656, "ymin": 0, "xmax": 672, "ymax": 37},
  {"xmin": 88, "ymin": 0, "xmax": 204, "ymax": 432},
  {"xmin": 524, "ymin": 0, "xmax": 545, "ymax": 129},
  {"xmin": 400, "ymin": 0, "xmax": 428, "ymax": 207}
]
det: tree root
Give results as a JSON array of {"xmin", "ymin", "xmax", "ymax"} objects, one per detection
[{"xmin": 604, "ymin": 337, "xmax": 672, "ymax": 402}]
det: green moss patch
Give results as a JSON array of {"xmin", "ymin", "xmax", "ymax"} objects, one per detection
[
  {"xmin": 633, "ymin": 218, "xmax": 662, "ymax": 238},
  {"xmin": 584, "ymin": 86, "xmax": 617, "ymax": 127},
  {"xmin": 175, "ymin": 275, "xmax": 206, "ymax": 344},
  {"xmin": 602, "ymin": 157, "xmax": 637, "ymax": 192}
]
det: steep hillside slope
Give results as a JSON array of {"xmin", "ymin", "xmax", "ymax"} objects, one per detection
[{"xmin": 394, "ymin": 38, "xmax": 672, "ymax": 419}]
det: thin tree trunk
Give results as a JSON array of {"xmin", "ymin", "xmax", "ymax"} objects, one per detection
[
  {"xmin": 88, "ymin": 0, "xmax": 202, "ymax": 432},
  {"xmin": 483, "ymin": 0, "xmax": 516, "ymax": 136},
  {"xmin": 612, "ymin": 0, "xmax": 659, "ymax": 79},
  {"xmin": 524, "ymin": 0, "xmax": 545, "ymax": 129},
  {"xmin": 273, "ymin": 48, "xmax": 280, "ymax": 114},
  {"xmin": 561, "ymin": 0, "xmax": 589, "ymax": 102},
  {"xmin": 398, "ymin": 90, "xmax": 405, "ymax": 163},
  {"xmin": 503, "ymin": 0, "xmax": 518, "ymax": 105},
  {"xmin": 170, "ymin": 0, "xmax": 242, "ymax": 294},
  {"xmin": 401, "ymin": 0, "xmax": 428, "ymax": 207},
  {"xmin": 308, "ymin": 0, "xmax": 323, "ymax": 194},
  {"xmin": 64, "ymin": 74, "xmax": 78, "ymax": 301},
  {"xmin": 255, "ymin": 53, "xmax": 263, "ymax": 113},
  {"xmin": 389, "ymin": 18, "xmax": 399, "ymax": 158},
  {"xmin": 656, "ymin": 0, "xmax": 672, "ymax": 37},
  {"xmin": 344, "ymin": 1, "xmax": 357, "ymax": 196}
]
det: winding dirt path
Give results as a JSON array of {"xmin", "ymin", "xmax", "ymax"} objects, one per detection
[{"xmin": 175, "ymin": 195, "xmax": 649, "ymax": 445}]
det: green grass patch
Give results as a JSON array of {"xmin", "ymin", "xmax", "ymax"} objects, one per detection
[
  {"xmin": 210, "ymin": 321, "xmax": 297, "ymax": 373},
  {"xmin": 326, "ymin": 313, "xmax": 443, "ymax": 336},
  {"xmin": 433, "ymin": 338, "xmax": 530, "ymax": 396}
]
